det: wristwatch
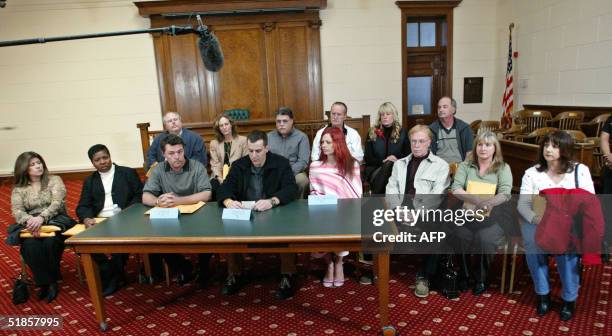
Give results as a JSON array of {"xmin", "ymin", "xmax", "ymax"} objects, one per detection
[{"xmin": 270, "ymin": 198, "xmax": 280, "ymax": 207}]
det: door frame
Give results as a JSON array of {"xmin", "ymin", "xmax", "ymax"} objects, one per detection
[{"xmin": 396, "ymin": 0, "xmax": 462, "ymax": 128}]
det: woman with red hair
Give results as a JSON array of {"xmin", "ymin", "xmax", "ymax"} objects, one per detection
[{"xmin": 309, "ymin": 127, "xmax": 362, "ymax": 287}]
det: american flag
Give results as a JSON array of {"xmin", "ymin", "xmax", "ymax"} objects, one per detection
[{"xmin": 501, "ymin": 27, "xmax": 514, "ymax": 129}]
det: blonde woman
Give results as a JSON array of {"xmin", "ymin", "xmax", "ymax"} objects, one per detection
[
  {"xmin": 209, "ymin": 114, "xmax": 248, "ymax": 192},
  {"xmin": 364, "ymin": 102, "xmax": 409, "ymax": 194},
  {"xmin": 450, "ymin": 131, "xmax": 512, "ymax": 295}
]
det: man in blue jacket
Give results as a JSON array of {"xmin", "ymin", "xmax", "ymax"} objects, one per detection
[
  {"xmin": 146, "ymin": 111, "xmax": 207, "ymax": 170},
  {"xmin": 429, "ymin": 97, "xmax": 473, "ymax": 164}
]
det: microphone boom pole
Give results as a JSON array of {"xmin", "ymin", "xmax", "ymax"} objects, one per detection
[{"xmin": 0, "ymin": 25, "xmax": 195, "ymax": 48}]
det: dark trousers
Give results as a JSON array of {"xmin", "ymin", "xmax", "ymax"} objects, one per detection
[
  {"xmin": 92, "ymin": 253, "xmax": 128, "ymax": 287},
  {"xmin": 20, "ymin": 235, "xmax": 65, "ymax": 286},
  {"xmin": 366, "ymin": 161, "xmax": 395, "ymax": 195},
  {"xmin": 150, "ymin": 253, "xmax": 212, "ymax": 280},
  {"xmin": 416, "ymin": 255, "xmax": 440, "ymax": 281},
  {"xmin": 451, "ymin": 223, "xmax": 504, "ymax": 282}
]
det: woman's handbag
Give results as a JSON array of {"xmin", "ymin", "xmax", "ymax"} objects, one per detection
[
  {"xmin": 47, "ymin": 213, "xmax": 77, "ymax": 232},
  {"xmin": 12, "ymin": 273, "xmax": 31, "ymax": 305},
  {"xmin": 435, "ymin": 255, "xmax": 460, "ymax": 299}
]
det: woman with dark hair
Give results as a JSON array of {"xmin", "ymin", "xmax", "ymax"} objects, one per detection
[
  {"xmin": 364, "ymin": 102, "xmax": 410, "ymax": 194},
  {"xmin": 518, "ymin": 130, "xmax": 595, "ymax": 320},
  {"xmin": 309, "ymin": 127, "xmax": 362, "ymax": 287},
  {"xmin": 209, "ymin": 114, "xmax": 248, "ymax": 192},
  {"xmin": 11, "ymin": 152, "xmax": 72, "ymax": 303}
]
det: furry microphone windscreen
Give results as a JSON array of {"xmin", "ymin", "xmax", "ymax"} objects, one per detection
[{"xmin": 198, "ymin": 33, "xmax": 224, "ymax": 72}]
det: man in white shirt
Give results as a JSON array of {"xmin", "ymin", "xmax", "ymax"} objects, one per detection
[
  {"xmin": 77, "ymin": 144, "xmax": 143, "ymax": 296},
  {"xmin": 311, "ymin": 102, "xmax": 364, "ymax": 162}
]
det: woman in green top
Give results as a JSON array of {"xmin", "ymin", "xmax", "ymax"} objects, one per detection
[{"xmin": 451, "ymin": 131, "xmax": 513, "ymax": 295}]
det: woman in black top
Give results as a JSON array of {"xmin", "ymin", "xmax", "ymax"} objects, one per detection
[{"xmin": 364, "ymin": 102, "xmax": 410, "ymax": 194}]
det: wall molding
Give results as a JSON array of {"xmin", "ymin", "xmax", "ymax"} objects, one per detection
[{"xmin": 0, "ymin": 168, "xmax": 145, "ymax": 186}]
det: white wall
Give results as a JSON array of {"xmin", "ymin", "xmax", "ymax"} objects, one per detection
[
  {"xmin": 512, "ymin": 0, "xmax": 612, "ymax": 108},
  {"xmin": 0, "ymin": 0, "xmax": 162, "ymax": 174},
  {"xmin": 453, "ymin": 0, "xmax": 505, "ymax": 122},
  {"xmin": 319, "ymin": 0, "xmax": 402, "ymax": 120},
  {"xmin": 320, "ymin": 0, "xmax": 506, "ymax": 123}
]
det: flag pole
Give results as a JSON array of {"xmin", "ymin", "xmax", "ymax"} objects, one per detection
[{"xmin": 501, "ymin": 22, "xmax": 515, "ymax": 130}]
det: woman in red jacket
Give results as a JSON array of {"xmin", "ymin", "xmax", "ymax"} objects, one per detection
[{"xmin": 517, "ymin": 130, "xmax": 595, "ymax": 321}]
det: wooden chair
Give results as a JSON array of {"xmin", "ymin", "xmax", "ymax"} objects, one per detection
[
  {"xmin": 469, "ymin": 120, "xmax": 482, "ymax": 135},
  {"xmin": 515, "ymin": 127, "xmax": 557, "ymax": 145},
  {"xmin": 501, "ymin": 124, "xmax": 526, "ymax": 140},
  {"xmin": 580, "ymin": 113, "xmax": 611, "ymax": 137},
  {"xmin": 546, "ymin": 111, "xmax": 584, "ymax": 130},
  {"xmin": 477, "ymin": 120, "xmax": 501, "ymax": 134},
  {"xmin": 515, "ymin": 110, "xmax": 552, "ymax": 133},
  {"xmin": 585, "ymin": 137, "xmax": 605, "ymax": 180},
  {"xmin": 564, "ymin": 130, "xmax": 587, "ymax": 143}
]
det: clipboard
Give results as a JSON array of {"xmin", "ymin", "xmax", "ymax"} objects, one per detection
[
  {"xmin": 62, "ymin": 218, "xmax": 106, "ymax": 236},
  {"xmin": 463, "ymin": 180, "xmax": 497, "ymax": 215}
]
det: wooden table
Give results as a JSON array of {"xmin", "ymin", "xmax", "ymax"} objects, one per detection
[{"xmin": 66, "ymin": 200, "xmax": 395, "ymax": 335}]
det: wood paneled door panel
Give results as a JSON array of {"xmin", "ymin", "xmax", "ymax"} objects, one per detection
[
  {"xmin": 138, "ymin": 1, "xmax": 326, "ymax": 124},
  {"xmin": 215, "ymin": 26, "xmax": 270, "ymax": 120}
]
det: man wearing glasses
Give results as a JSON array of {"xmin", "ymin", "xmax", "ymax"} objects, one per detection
[
  {"xmin": 311, "ymin": 101, "xmax": 364, "ymax": 162},
  {"xmin": 267, "ymin": 107, "xmax": 311, "ymax": 198},
  {"xmin": 386, "ymin": 125, "xmax": 450, "ymax": 298}
]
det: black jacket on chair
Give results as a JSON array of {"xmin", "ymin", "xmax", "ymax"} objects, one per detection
[
  {"xmin": 217, "ymin": 153, "xmax": 297, "ymax": 206},
  {"xmin": 76, "ymin": 164, "xmax": 143, "ymax": 222}
]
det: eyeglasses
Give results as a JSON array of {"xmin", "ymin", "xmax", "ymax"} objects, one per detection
[{"xmin": 410, "ymin": 139, "xmax": 429, "ymax": 145}]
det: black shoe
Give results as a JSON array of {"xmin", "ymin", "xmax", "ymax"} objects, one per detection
[
  {"xmin": 38, "ymin": 285, "xmax": 49, "ymax": 301},
  {"xmin": 536, "ymin": 294, "xmax": 551, "ymax": 316},
  {"xmin": 102, "ymin": 276, "xmax": 123, "ymax": 297},
  {"xmin": 359, "ymin": 270, "xmax": 373, "ymax": 285},
  {"xmin": 177, "ymin": 263, "xmax": 194, "ymax": 286},
  {"xmin": 472, "ymin": 282, "xmax": 487, "ymax": 296},
  {"xmin": 276, "ymin": 274, "xmax": 295, "ymax": 300},
  {"xmin": 47, "ymin": 283, "xmax": 59, "ymax": 303},
  {"xmin": 559, "ymin": 300, "xmax": 575, "ymax": 321},
  {"xmin": 222, "ymin": 275, "xmax": 242, "ymax": 295}
]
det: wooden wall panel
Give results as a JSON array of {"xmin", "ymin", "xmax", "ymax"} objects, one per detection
[
  {"xmin": 167, "ymin": 34, "xmax": 207, "ymax": 123},
  {"xmin": 214, "ymin": 26, "xmax": 270, "ymax": 120},
  {"xmin": 138, "ymin": 1, "xmax": 325, "ymax": 124},
  {"xmin": 277, "ymin": 23, "xmax": 309, "ymax": 118}
]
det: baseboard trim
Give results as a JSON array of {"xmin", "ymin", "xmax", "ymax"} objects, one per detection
[{"xmin": 0, "ymin": 167, "xmax": 145, "ymax": 185}]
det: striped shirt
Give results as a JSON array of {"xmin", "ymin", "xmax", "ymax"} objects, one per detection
[{"xmin": 309, "ymin": 161, "xmax": 362, "ymax": 198}]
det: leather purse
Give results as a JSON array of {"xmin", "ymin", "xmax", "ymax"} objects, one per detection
[{"xmin": 12, "ymin": 274, "xmax": 30, "ymax": 305}]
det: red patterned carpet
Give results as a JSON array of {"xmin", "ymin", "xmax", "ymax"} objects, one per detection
[{"xmin": 0, "ymin": 180, "xmax": 610, "ymax": 335}]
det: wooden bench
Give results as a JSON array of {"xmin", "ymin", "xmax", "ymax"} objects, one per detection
[{"xmin": 137, "ymin": 116, "xmax": 371, "ymax": 170}]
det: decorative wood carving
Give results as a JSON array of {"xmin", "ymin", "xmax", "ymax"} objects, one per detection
[
  {"xmin": 135, "ymin": 0, "xmax": 327, "ymax": 17},
  {"xmin": 261, "ymin": 22, "xmax": 276, "ymax": 32}
]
